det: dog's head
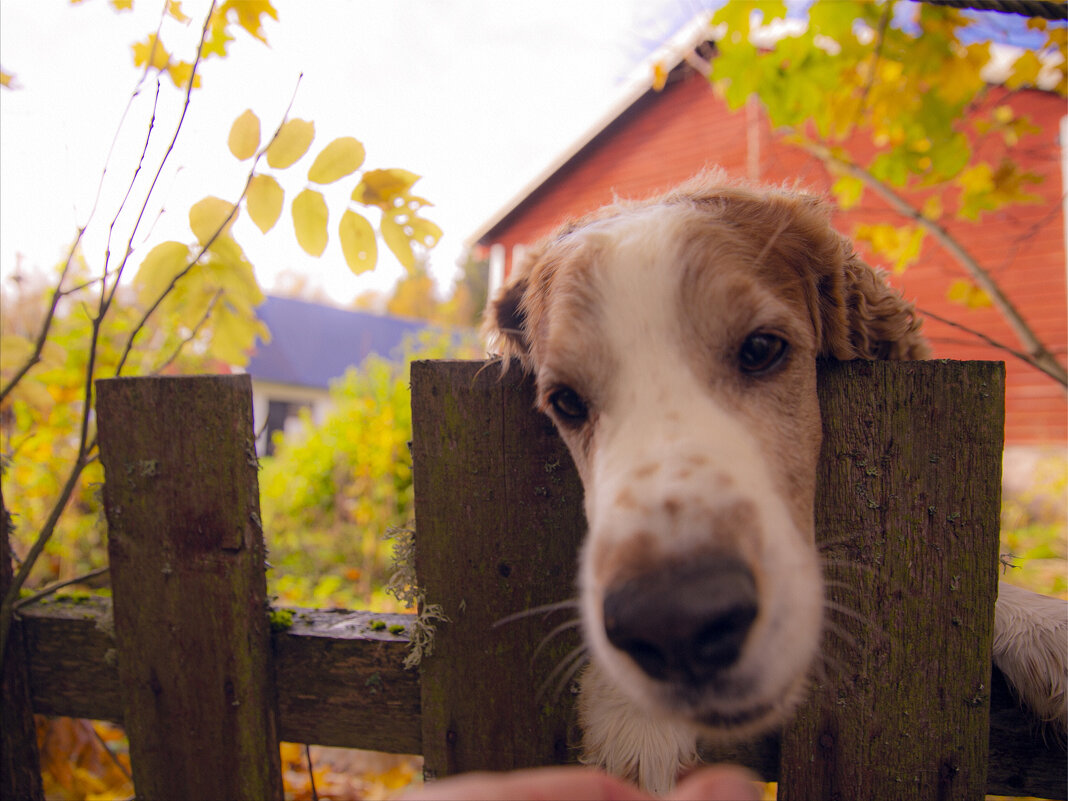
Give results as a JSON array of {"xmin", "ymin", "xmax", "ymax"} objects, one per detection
[{"xmin": 485, "ymin": 174, "xmax": 928, "ymax": 736}]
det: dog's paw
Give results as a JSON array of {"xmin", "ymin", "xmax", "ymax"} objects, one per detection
[
  {"xmin": 577, "ymin": 661, "xmax": 699, "ymax": 794},
  {"xmin": 993, "ymin": 582, "xmax": 1068, "ymax": 733}
]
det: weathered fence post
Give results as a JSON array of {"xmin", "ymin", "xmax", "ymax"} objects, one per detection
[
  {"xmin": 411, "ymin": 360, "xmax": 586, "ymax": 778},
  {"xmin": 411, "ymin": 359, "xmax": 1006, "ymax": 799},
  {"xmin": 96, "ymin": 375, "xmax": 282, "ymax": 800},
  {"xmin": 779, "ymin": 360, "xmax": 1004, "ymax": 801},
  {"xmin": 1, "ymin": 487, "xmax": 44, "ymax": 801}
]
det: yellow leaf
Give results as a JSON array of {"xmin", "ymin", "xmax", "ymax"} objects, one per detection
[
  {"xmin": 946, "ymin": 279, "xmax": 993, "ymax": 309},
  {"xmin": 166, "ymin": 1, "xmax": 190, "ymax": 22},
  {"xmin": 339, "ymin": 210, "xmax": 377, "ymax": 274},
  {"xmin": 409, "ymin": 216, "xmax": 443, "ymax": 249},
  {"xmin": 266, "ymin": 118, "xmax": 314, "ymax": 169},
  {"xmin": 308, "ymin": 137, "xmax": 366, "ymax": 184},
  {"xmin": 189, "ymin": 196, "xmax": 237, "ymax": 246},
  {"xmin": 166, "ymin": 61, "xmax": 202, "ymax": 89},
  {"xmin": 0, "ymin": 334, "xmax": 35, "ymax": 372},
  {"xmin": 131, "ymin": 35, "xmax": 169, "ymax": 71},
  {"xmin": 223, "ymin": 0, "xmax": 279, "ymax": 44},
  {"xmin": 652, "ymin": 61, "xmax": 668, "ymax": 91},
  {"xmin": 381, "ymin": 213, "xmax": 414, "ymax": 270},
  {"xmin": 1006, "ymin": 50, "xmax": 1042, "ymax": 90},
  {"xmin": 352, "ymin": 168, "xmax": 420, "ymax": 209},
  {"xmin": 921, "ymin": 195, "xmax": 942, "ymax": 221},
  {"xmin": 110, "ymin": 0, "xmax": 133, "ymax": 10},
  {"xmin": 228, "ymin": 109, "xmax": 261, "ymax": 160},
  {"xmin": 246, "ymin": 174, "xmax": 283, "ymax": 233},
  {"xmin": 292, "ymin": 189, "xmax": 328, "ymax": 256},
  {"xmin": 134, "ymin": 241, "xmax": 192, "ymax": 304},
  {"xmin": 831, "ymin": 175, "xmax": 863, "ymax": 210},
  {"xmin": 0, "ymin": 70, "xmax": 17, "ymax": 89}
]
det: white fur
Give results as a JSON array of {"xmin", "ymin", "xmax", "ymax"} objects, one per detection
[
  {"xmin": 994, "ymin": 581, "xmax": 1068, "ymax": 731},
  {"xmin": 487, "ymin": 178, "xmax": 1068, "ymax": 792}
]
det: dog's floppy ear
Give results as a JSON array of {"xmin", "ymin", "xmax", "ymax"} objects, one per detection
[
  {"xmin": 818, "ymin": 247, "xmax": 930, "ymax": 361},
  {"xmin": 483, "ymin": 272, "xmax": 534, "ymax": 370}
]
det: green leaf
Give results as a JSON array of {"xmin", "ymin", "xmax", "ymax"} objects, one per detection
[
  {"xmin": 338, "ymin": 210, "xmax": 377, "ymax": 274},
  {"xmin": 308, "ymin": 137, "xmax": 366, "ymax": 184},
  {"xmin": 266, "ymin": 118, "xmax": 315, "ymax": 169},
  {"xmin": 292, "ymin": 189, "xmax": 328, "ymax": 257},
  {"xmin": 246, "ymin": 174, "xmax": 284, "ymax": 233},
  {"xmin": 228, "ymin": 110, "xmax": 261, "ymax": 161}
]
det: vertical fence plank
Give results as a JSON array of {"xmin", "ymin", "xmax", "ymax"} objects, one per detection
[
  {"xmin": 780, "ymin": 360, "xmax": 1004, "ymax": 801},
  {"xmin": 96, "ymin": 375, "xmax": 282, "ymax": 801},
  {"xmin": 1, "ymin": 489, "xmax": 44, "ymax": 801},
  {"xmin": 411, "ymin": 359, "xmax": 585, "ymax": 779}
]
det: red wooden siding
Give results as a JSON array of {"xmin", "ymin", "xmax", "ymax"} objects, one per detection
[{"xmin": 477, "ymin": 69, "xmax": 1067, "ymax": 445}]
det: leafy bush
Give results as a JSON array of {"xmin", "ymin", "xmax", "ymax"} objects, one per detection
[{"xmin": 258, "ymin": 330, "xmax": 480, "ymax": 611}]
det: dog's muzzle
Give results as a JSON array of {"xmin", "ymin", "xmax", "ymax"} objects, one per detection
[{"xmin": 602, "ymin": 553, "xmax": 758, "ymax": 688}]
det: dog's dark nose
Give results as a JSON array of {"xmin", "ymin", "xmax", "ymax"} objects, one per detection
[{"xmin": 602, "ymin": 554, "xmax": 757, "ymax": 685}]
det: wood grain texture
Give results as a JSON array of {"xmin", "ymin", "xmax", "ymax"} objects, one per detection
[
  {"xmin": 96, "ymin": 375, "xmax": 283, "ymax": 800},
  {"xmin": 2, "ymin": 490, "xmax": 44, "ymax": 801},
  {"xmin": 273, "ymin": 608, "xmax": 421, "ymax": 753},
  {"xmin": 20, "ymin": 601, "xmax": 421, "ymax": 753},
  {"xmin": 780, "ymin": 360, "xmax": 1004, "ymax": 801},
  {"xmin": 411, "ymin": 359, "xmax": 586, "ymax": 779}
]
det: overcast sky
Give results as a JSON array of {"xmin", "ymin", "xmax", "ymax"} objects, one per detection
[{"xmin": 0, "ymin": 1, "xmax": 714, "ymax": 304}]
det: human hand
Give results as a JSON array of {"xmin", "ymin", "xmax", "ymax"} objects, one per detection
[{"xmin": 402, "ymin": 764, "xmax": 761, "ymax": 800}]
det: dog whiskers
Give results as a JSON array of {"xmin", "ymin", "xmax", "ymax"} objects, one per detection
[
  {"xmin": 533, "ymin": 618, "xmax": 583, "ymax": 662},
  {"xmin": 493, "ymin": 598, "xmax": 580, "ymax": 628},
  {"xmin": 538, "ymin": 643, "xmax": 589, "ymax": 703}
]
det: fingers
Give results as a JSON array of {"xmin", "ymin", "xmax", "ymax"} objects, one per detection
[
  {"xmin": 402, "ymin": 766, "xmax": 649, "ymax": 801},
  {"xmin": 670, "ymin": 766, "xmax": 762, "ymax": 801}
]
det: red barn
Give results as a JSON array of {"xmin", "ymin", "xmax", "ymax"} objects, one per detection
[{"xmin": 470, "ymin": 25, "xmax": 1067, "ymax": 449}]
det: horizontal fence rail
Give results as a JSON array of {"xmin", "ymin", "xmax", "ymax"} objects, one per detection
[{"xmin": 7, "ymin": 365, "xmax": 1067, "ymax": 799}]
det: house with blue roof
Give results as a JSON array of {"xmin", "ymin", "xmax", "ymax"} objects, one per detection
[{"xmin": 244, "ymin": 295, "xmax": 428, "ymax": 455}]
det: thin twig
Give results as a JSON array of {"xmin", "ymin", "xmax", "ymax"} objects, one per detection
[
  {"xmin": 150, "ymin": 289, "xmax": 223, "ymax": 375},
  {"xmin": 114, "ymin": 73, "xmax": 303, "ymax": 377},
  {"xmin": 798, "ymin": 140, "xmax": 1067, "ymax": 387},
  {"xmin": 13, "ymin": 566, "xmax": 110, "ymax": 610}
]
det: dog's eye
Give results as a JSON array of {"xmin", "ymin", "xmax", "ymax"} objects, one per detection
[
  {"xmin": 738, "ymin": 332, "xmax": 788, "ymax": 375},
  {"xmin": 547, "ymin": 387, "xmax": 589, "ymax": 424}
]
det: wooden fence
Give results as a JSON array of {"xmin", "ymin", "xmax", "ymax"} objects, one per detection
[{"xmin": 3, "ymin": 362, "xmax": 1066, "ymax": 800}]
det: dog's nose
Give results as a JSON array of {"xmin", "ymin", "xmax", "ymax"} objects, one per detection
[{"xmin": 602, "ymin": 554, "xmax": 757, "ymax": 685}]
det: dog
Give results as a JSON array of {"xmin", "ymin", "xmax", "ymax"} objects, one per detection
[{"xmin": 484, "ymin": 173, "xmax": 1067, "ymax": 792}]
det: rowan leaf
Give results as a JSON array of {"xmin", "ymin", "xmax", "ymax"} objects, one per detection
[
  {"xmin": 166, "ymin": 61, "xmax": 201, "ymax": 90},
  {"xmin": 189, "ymin": 196, "xmax": 237, "ymax": 246},
  {"xmin": 266, "ymin": 119, "xmax": 315, "ymax": 169},
  {"xmin": 409, "ymin": 216, "xmax": 443, "ymax": 249},
  {"xmin": 246, "ymin": 174, "xmax": 283, "ymax": 233},
  {"xmin": 339, "ymin": 210, "xmax": 377, "ymax": 274},
  {"xmin": 228, "ymin": 110, "xmax": 261, "ymax": 161},
  {"xmin": 381, "ymin": 213, "xmax": 414, "ymax": 270},
  {"xmin": 308, "ymin": 137, "xmax": 366, "ymax": 184},
  {"xmin": 352, "ymin": 169, "xmax": 421, "ymax": 209},
  {"xmin": 292, "ymin": 189, "xmax": 328, "ymax": 256},
  {"xmin": 134, "ymin": 241, "xmax": 192, "ymax": 305}
]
